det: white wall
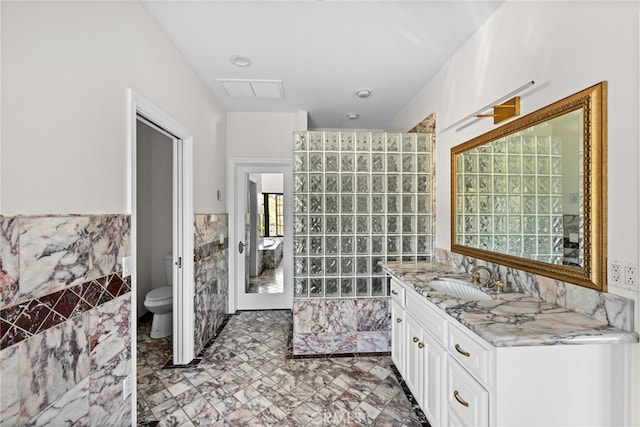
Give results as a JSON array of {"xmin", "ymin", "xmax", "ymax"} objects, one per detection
[
  {"xmin": 261, "ymin": 173, "xmax": 284, "ymax": 193},
  {"xmin": 227, "ymin": 112, "xmax": 308, "ymax": 159},
  {"xmin": 388, "ymin": 1, "xmax": 640, "ymax": 423},
  {"xmin": 1, "ymin": 1, "xmax": 227, "ymax": 214},
  {"xmin": 389, "ymin": 0, "xmax": 640, "ymax": 305}
]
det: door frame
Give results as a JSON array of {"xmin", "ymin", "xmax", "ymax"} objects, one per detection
[
  {"xmin": 227, "ymin": 157, "xmax": 293, "ymax": 312},
  {"xmin": 127, "ymin": 89, "xmax": 195, "ymax": 367}
]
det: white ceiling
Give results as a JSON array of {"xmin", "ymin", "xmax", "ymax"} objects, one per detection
[{"xmin": 143, "ymin": 1, "xmax": 504, "ymax": 130}]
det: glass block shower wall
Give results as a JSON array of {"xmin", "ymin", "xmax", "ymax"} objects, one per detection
[
  {"xmin": 455, "ymin": 135, "xmax": 565, "ymax": 264},
  {"xmin": 293, "ymin": 131, "xmax": 434, "ymax": 299}
]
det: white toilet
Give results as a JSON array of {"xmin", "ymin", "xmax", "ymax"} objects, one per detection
[{"xmin": 144, "ymin": 255, "xmax": 174, "ymax": 339}]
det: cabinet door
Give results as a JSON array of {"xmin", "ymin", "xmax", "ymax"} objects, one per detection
[
  {"xmin": 391, "ymin": 300, "xmax": 405, "ymax": 376},
  {"xmin": 405, "ymin": 312, "xmax": 425, "ymax": 404},
  {"xmin": 447, "ymin": 358, "xmax": 489, "ymax": 427},
  {"xmin": 424, "ymin": 333, "xmax": 447, "ymax": 427}
]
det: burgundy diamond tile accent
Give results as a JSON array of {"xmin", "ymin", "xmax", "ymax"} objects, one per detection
[
  {"xmin": 14, "ymin": 300, "xmax": 52, "ymax": 335},
  {"xmin": 81, "ymin": 281, "xmax": 105, "ymax": 306},
  {"xmin": 0, "ymin": 272, "xmax": 130, "ymax": 350},
  {"xmin": 0, "ymin": 325, "xmax": 30, "ymax": 350},
  {"xmin": 94, "ymin": 275, "xmax": 109, "ymax": 287},
  {"xmin": 71, "ymin": 282, "xmax": 88, "ymax": 299},
  {"xmin": 36, "ymin": 310, "xmax": 66, "ymax": 334},
  {"xmin": 38, "ymin": 290, "xmax": 65, "ymax": 309},
  {"xmin": 106, "ymin": 274, "xmax": 125, "ymax": 298},
  {"xmin": 53, "ymin": 289, "xmax": 81, "ymax": 318},
  {"xmin": 97, "ymin": 288, "xmax": 114, "ymax": 306},
  {"xmin": 115, "ymin": 276, "xmax": 130, "ymax": 297},
  {"xmin": 0, "ymin": 318, "xmax": 10, "ymax": 342},
  {"xmin": 1, "ymin": 303, "xmax": 26, "ymax": 324},
  {"xmin": 70, "ymin": 299, "xmax": 92, "ymax": 318}
]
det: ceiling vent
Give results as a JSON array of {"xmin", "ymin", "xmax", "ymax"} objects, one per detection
[{"xmin": 217, "ymin": 79, "xmax": 285, "ymax": 99}]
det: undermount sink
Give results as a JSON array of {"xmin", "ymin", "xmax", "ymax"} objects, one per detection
[{"xmin": 428, "ymin": 278, "xmax": 493, "ymax": 301}]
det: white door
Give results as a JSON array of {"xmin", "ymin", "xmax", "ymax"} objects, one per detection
[
  {"xmin": 129, "ymin": 90, "xmax": 195, "ymax": 367},
  {"xmin": 229, "ymin": 159, "xmax": 293, "ymax": 311}
]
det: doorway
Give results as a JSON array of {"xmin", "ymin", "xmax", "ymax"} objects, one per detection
[
  {"xmin": 135, "ymin": 119, "xmax": 173, "ymax": 336},
  {"xmin": 247, "ymin": 173, "xmax": 285, "ymax": 294},
  {"xmin": 228, "ymin": 158, "xmax": 293, "ymax": 311},
  {"xmin": 128, "ymin": 90, "xmax": 195, "ymax": 370}
]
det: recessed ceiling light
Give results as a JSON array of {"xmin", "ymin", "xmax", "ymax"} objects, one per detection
[
  {"xmin": 230, "ymin": 55, "xmax": 252, "ymax": 67},
  {"xmin": 355, "ymin": 88, "xmax": 372, "ymax": 98},
  {"xmin": 347, "ymin": 113, "xmax": 360, "ymax": 120}
]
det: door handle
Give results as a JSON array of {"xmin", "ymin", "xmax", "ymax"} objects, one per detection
[{"xmin": 238, "ymin": 241, "xmax": 247, "ymax": 254}]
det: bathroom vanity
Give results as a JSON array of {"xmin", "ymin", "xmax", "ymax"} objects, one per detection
[{"xmin": 384, "ymin": 261, "xmax": 638, "ymax": 427}]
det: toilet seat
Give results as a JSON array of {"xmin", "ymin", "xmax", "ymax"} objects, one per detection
[{"xmin": 145, "ymin": 286, "xmax": 172, "ymax": 303}]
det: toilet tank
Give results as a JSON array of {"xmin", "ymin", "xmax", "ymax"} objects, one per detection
[{"xmin": 165, "ymin": 254, "xmax": 173, "ymax": 286}]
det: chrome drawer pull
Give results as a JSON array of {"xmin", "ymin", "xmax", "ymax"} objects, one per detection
[
  {"xmin": 396, "ymin": 318, "xmax": 402, "ymax": 323},
  {"xmin": 413, "ymin": 337, "xmax": 420, "ymax": 343},
  {"xmin": 391, "ymin": 290, "xmax": 398, "ymax": 295},
  {"xmin": 454, "ymin": 390, "xmax": 470, "ymax": 407},
  {"xmin": 455, "ymin": 344, "xmax": 471, "ymax": 357},
  {"xmin": 418, "ymin": 342, "xmax": 424, "ymax": 349}
]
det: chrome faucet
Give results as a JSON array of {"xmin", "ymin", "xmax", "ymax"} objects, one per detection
[{"xmin": 470, "ymin": 265, "xmax": 494, "ymax": 287}]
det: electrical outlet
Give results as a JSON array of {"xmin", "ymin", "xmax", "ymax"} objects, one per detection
[
  {"xmin": 122, "ymin": 374, "xmax": 132, "ymax": 400},
  {"xmin": 122, "ymin": 256, "xmax": 132, "ymax": 278},
  {"xmin": 624, "ymin": 264, "xmax": 638, "ymax": 288},
  {"xmin": 610, "ymin": 261, "xmax": 622, "ymax": 284}
]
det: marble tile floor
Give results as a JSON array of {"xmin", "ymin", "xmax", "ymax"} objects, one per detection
[
  {"xmin": 137, "ymin": 310, "xmax": 425, "ymax": 426},
  {"xmin": 247, "ymin": 263, "xmax": 284, "ymax": 294}
]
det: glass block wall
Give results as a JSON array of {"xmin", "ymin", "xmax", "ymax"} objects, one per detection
[
  {"xmin": 455, "ymin": 135, "xmax": 565, "ymax": 264},
  {"xmin": 293, "ymin": 131, "xmax": 434, "ymax": 299}
]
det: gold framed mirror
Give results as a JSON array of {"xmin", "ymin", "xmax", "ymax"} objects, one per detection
[{"xmin": 451, "ymin": 82, "xmax": 607, "ymax": 291}]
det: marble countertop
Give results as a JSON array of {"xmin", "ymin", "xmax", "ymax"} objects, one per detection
[{"xmin": 382, "ymin": 260, "xmax": 639, "ymax": 347}]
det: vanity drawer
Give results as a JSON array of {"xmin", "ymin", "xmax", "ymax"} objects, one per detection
[
  {"xmin": 448, "ymin": 357, "xmax": 489, "ymax": 427},
  {"xmin": 448, "ymin": 323, "xmax": 491, "ymax": 386},
  {"xmin": 406, "ymin": 290, "xmax": 448, "ymax": 346},
  {"xmin": 390, "ymin": 278, "xmax": 405, "ymax": 307}
]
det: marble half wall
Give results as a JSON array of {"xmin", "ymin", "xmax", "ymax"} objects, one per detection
[
  {"xmin": 435, "ymin": 247, "xmax": 634, "ymax": 331},
  {"xmin": 194, "ymin": 214, "xmax": 229, "ymax": 355},
  {"xmin": 292, "ymin": 297, "xmax": 391, "ymax": 355},
  {"xmin": 0, "ymin": 214, "xmax": 131, "ymax": 426}
]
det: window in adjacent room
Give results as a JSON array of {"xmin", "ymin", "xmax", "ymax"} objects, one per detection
[{"xmin": 264, "ymin": 193, "xmax": 284, "ymax": 237}]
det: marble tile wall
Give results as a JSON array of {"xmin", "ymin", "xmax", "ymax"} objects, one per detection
[
  {"xmin": 194, "ymin": 214, "xmax": 229, "ymax": 355},
  {"xmin": 434, "ymin": 247, "xmax": 634, "ymax": 331},
  {"xmin": 409, "ymin": 112, "xmax": 436, "ymax": 134},
  {"xmin": 292, "ymin": 297, "xmax": 391, "ymax": 355},
  {"xmin": 0, "ymin": 214, "xmax": 131, "ymax": 426}
]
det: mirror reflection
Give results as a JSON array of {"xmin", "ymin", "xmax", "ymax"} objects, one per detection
[
  {"xmin": 451, "ymin": 81, "xmax": 607, "ymax": 292},
  {"xmin": 247, "ymin": 173, "xmax": 285, "ymax": 294},
  {"xmin": 455, "ymin": 109, "xmax": 584, "ymax": 267}
]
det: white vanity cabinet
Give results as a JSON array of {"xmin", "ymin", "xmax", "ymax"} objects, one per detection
[
  {"xmin": 390, "ymin": 276, "xmax": 631, "ymax": 427},
  {"xmin": 401, "ymin": 282, "xmax": 450, "ymax": 427}
]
